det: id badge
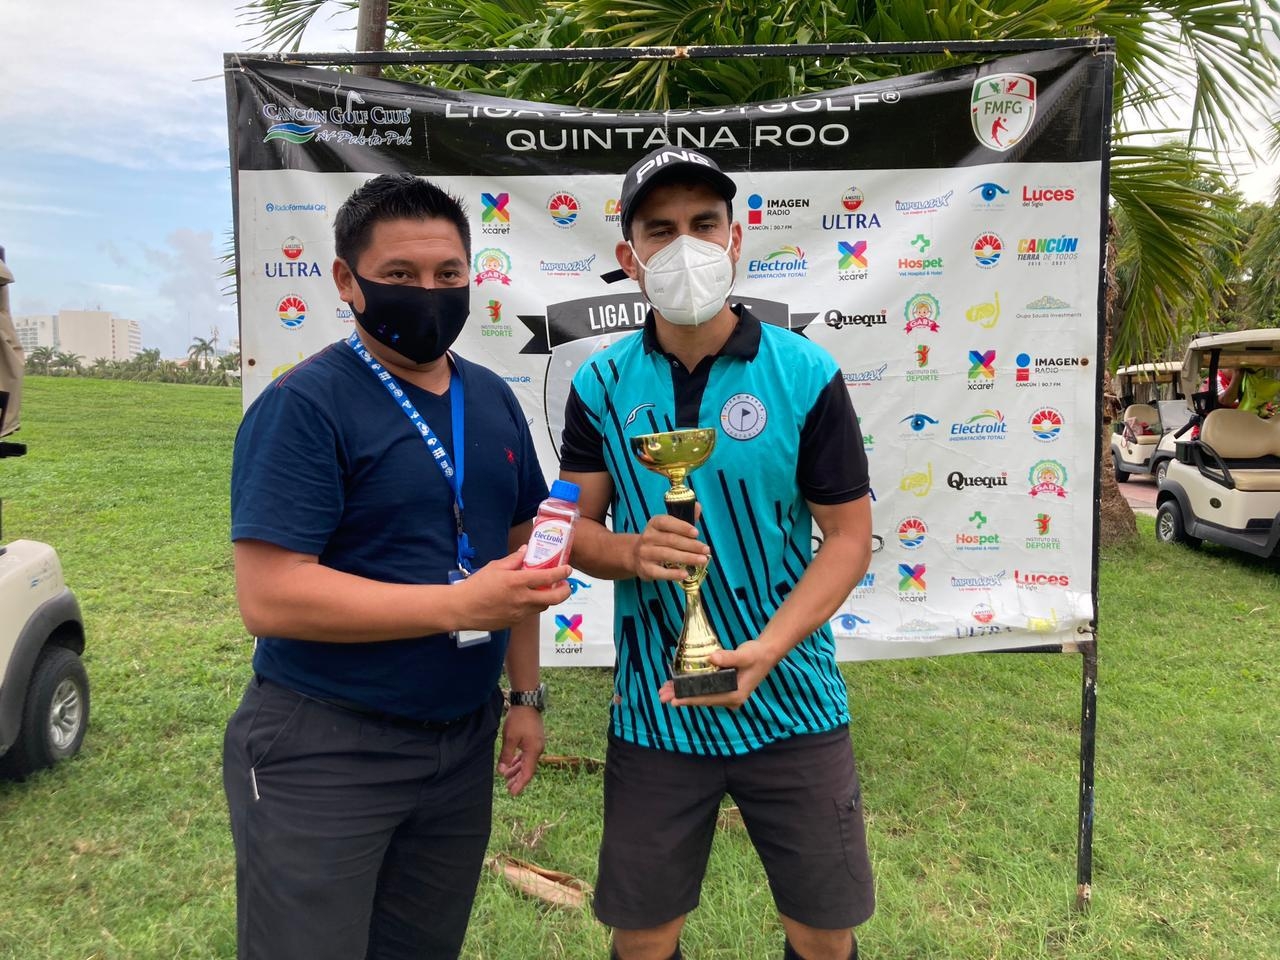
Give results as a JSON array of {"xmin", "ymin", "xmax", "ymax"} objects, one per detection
[{"xmin": 448, "ymin": 569, "xmax": 491, "ymax": 647}]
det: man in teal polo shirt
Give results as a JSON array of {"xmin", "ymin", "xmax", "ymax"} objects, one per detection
[{"xmin": 559, "ymin": 147, "xmax": 875, "ymax": 960}]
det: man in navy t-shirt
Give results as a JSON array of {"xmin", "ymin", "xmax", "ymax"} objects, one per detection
[{"xmin": 224, "ymin": 174, "xmax": 570, "ymax": 960}]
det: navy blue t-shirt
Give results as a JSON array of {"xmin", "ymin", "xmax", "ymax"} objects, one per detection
[{"xmin": 230, "ymin": 341, "xmax": 548, "ymax": 722}]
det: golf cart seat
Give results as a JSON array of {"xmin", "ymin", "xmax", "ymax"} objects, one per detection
[
  {"xmin": 1121, "ymin": 403, "xmax": 1161, "ymax": 445},
  {"xmin": 1199, "ymin": 408, "xmax": 1280, "ymax": 491}
]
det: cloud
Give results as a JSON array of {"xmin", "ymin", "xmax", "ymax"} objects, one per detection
[{"xmin": 4, "ymin": 1, "xmax": 356, "ymax": 172}]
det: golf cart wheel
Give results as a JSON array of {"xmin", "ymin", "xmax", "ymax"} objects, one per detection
[
  {"xmin": 1154, "ymin": 459, "xmax": 1169, "ymax": 485},
  {"xmin": 1155, "ymin": 501, "xmax": 1201, "ymax": 549},
  {"xmin": 1, "ymin": 646, "xmax": 89, "ymax": 779},
  {"xmin": 1113, "ymin": 453, "xmax": 1130, "ymax": 483}
]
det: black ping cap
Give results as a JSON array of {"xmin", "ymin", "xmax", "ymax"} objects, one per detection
[{"xmin": 618, "ymin": 146, "xmax": 737, "ymax": 237}]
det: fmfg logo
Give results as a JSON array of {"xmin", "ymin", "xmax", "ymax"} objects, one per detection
[{"xmin": 971, "ymin": 73, "xmax": 1036, "ymax": 151}]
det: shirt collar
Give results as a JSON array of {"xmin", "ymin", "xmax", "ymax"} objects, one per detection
[{"xmin": 641, "ymin": 303, "xmax": 762, "ymax": 362}]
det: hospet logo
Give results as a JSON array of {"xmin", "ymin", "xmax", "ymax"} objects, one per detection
[
  {"xmin": 904, "ymin": 293, "xmax": 940, "ymax": 333},
  {"xmin": 473, "ymin": 248, "xmax": 512, "ymax": 286},
  {"xmin": 971, "ymin": 73, "xmax": 1037, "ymax": 152},
  {"xmin": 1029, "ymin": 460, "xmax": 1069, "ymax": 498}
]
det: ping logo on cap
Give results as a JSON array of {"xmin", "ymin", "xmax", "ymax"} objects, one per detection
[{"xmin": 634, "ymin": 149, "xmax": 715, "ymax": 183}]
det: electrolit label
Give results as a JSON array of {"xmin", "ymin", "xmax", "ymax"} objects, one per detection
[{"xmin": 525, "ymin": 518, "xmax": 571, "ymax": 565}]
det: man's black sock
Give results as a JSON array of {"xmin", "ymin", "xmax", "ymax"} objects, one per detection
[{"xmin": 782, "ymin": 938, "xmax": 858, "ymax": 960}]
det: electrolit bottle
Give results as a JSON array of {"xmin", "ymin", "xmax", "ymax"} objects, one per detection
[{"xmin": 523, "ymin": 479, "xmax": 580, "ymax": 576}]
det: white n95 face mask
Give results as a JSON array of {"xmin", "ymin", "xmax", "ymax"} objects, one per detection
[{"xmin": 632, "ymin": 234, "xmax": 734, "ymax": 326}]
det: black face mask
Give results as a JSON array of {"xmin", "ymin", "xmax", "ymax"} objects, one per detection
[{"xmin": 350, "ymin": 272, "xmax": 470, "ymax": 364}]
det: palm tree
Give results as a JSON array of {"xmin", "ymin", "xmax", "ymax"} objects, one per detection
[
  {"xmin": 26, "ymin": 345, "xmax": 54, "ymax": 375},
  {"xmin": 52, "ymin": 351, "xmax": 83, "ymax": 376},
  {"xmin": 242, "ymin": 0, "xmax": 1280, "ymax": 365},
  {"xmin": 188, "ymin": 336, "xmax": 216, "ymax": 371}
]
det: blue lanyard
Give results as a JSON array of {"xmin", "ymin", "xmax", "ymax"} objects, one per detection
[{"xmin": 346, "ymin": 331, "xmax": 475, "ymax": 573}]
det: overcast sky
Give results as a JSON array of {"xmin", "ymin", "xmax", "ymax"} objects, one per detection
[{"xmin": 2, "ymin": 2, "xmax": 1277, "ymax": 358}]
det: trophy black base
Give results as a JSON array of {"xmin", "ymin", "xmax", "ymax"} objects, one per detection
[{"xmin": 673, "ymin": 667, "xmax": 738, "ymax": 699}]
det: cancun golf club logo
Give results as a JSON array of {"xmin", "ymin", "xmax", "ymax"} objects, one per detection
[
  {"xmin": 968, "ymin": 349, "xmax": 997, "ymax": 389},
  {"xmin": 897, "ymin": 517, "xmax": 927, "ymax": 549},
  {"xmin": 473, "ymin": 248, "xmax": 512, "ymax": 286},
  {"xmin": 480, "ymin": 192, "xmax": 511, "ymax": 235},
  {"xmin": 972, "ymin": 232, "xmax": 1003, "ymax": 268},
  {"xmin": 1029, "ymin": 407, "xmax": 1064, "ymax": 441},
  {"xmin": 748, "ymin": 245, "xmax": 808, "ymax": 279},
  {"xmin": 1029, "ymin": 460, "xmax": 1068, "ymax": 498},
  {"xmin": 720, "ymin": 393, "xmax": 767, "ymax": 440},
  {"xmin": 263, "ymin": 121, "xmax": 321, "ymax": 144},
  {"xmin": 965, "ymin": 292, "xmax": 1000, "ymax": 328},
  {"xmin": 546, "ymin": 192, "xmax": 580, "ymax": 227},
  {"xmin": 904, "ymin": 293, "xmax": 940, "ymax": 333},
  {"xmin": 277, "ymin": 295, "xmax": 307, "ymax": 329},
  {"xmin": 971, "ymin": 73, "xmax": 1036, "ymax": 151}
]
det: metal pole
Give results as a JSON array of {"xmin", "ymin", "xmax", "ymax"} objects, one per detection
[
  {"xmin": 1075, "ymin": 639, "xmax": 1098, "ymax": 910},
  {"xmin": 354, "ymin": 0, "xmax": 388, "ymax": 79}
]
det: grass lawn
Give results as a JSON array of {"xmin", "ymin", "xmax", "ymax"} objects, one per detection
[{"xmin": 0, "ymin": 375, "xmax": 1276, "ymax": 959}]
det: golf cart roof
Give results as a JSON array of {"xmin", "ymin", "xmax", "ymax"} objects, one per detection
[
  {"xmin": 1180, "ymin": 329, "xmax": 1280, "ymax": 399},
  {"xmin": 1116, "ymin": 361, "xmax": 1180, "ymax": 380}
]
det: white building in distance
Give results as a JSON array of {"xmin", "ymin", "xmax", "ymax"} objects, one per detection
[{"xmin": 13, "ymin": 310, "xmax": 142, "ymax": 361}]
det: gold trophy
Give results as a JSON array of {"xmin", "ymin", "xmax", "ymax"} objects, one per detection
[{"xmin": 630, "ymin": 428, "xmax": 738, "ymax": 698}]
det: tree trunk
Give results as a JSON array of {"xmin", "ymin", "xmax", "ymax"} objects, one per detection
[{"xmin": 1099, "ymin": 213, "xmax": 1138, "ymax": 546}]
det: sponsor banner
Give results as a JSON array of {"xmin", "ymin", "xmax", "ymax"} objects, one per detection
[{"xmin": 229, "ymin": 47, "xmax": 1106, "ymax": 666}]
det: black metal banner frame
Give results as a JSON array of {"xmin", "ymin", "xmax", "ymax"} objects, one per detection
[{"xmin": 224, "ymin": 38, "xmax": 1112, "ymax": 911}]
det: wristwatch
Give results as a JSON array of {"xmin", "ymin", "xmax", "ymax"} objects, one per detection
[{"xmin": 507, "ymin": 682, "xmax": 547, "ymax": 712}]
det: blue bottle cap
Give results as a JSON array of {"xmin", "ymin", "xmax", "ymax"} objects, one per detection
[{"xmin": 549, "ymin": 479, "xmax": 581, "ymax": 503}]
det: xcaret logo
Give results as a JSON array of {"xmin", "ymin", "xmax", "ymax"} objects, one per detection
[
  {"xmin": 837, "ymin": 240, "xmax": 869, "ymax": 280},
  {"xmin": 555, "ymin": 612, "xmax": 584, "ymax": 651},
  {"xmin": 967, "ymin": 349, "xmax": 996, "ymax": 390},
  {"xmin": 481, "ymin": 192, "xmax": 511, "ymax": 235},
  {"xmin": 898, "ymin": 563, "xmax": 926, "ymax": 600}
]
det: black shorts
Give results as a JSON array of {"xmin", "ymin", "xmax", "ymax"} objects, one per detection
[{"xmin": 594, "ymin": 727, "xmax": 875, "ymax": 931}]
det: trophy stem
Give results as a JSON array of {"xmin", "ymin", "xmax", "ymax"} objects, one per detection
[{"xmin": 673, "ymin": 572, "xmax": 719, "ymax": 674}]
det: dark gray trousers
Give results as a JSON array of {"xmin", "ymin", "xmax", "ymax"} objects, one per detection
[{"xmin": 223, "ymin": 676, "xmax": 501, "ymax": 960}]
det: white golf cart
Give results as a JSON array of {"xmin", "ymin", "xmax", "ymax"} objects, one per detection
[
  {"xmin": 1109, "ymin": 361, "xmax": 1190, "ymax": 483},
  {"xmin": 0, "ymin": 247, "xmax": 90, "ymax": 778},
  {"xmin": 1155, "ymin": 329, "xmax": 1280, "ymax": 557}
]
